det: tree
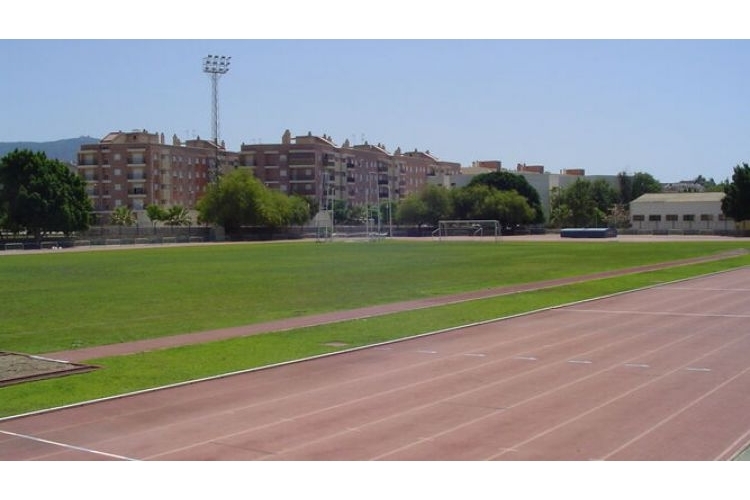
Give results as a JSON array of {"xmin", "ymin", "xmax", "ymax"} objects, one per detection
[
  {"xmin": 722, "ymin": 163, "xmax": 750, "ymax": 223},
  {"xmin": 110, "ymin": 206, "xmax": 136, "ymax": 236},
  {"xmin": 452, "ymin": 184, "xmax": 534, "ymax": 227},
  {"xmin": 549, "ymin": 178, "xmax": 620, "ymax": 227},
  {"xmin": 196, "ymin": 169, "xmax": 311, "ymax": 233},
  {"xmin": 395, "ymin": 194, "xmax": 428, "ymax": 227},
  {"xmin": 146, "ymin": 204, "xmax": 166, "ymax": 233},
  {"xmin": 288, "ymin": 195, "xmax": 312, "ymax": 227},
  {"xmin": 196, "ymin": 169, "xmax": 269, "ymax": 232},
  {"xmin": 630, "ymin": 172, "xmax": 662, "ymax": 200},
  {"xmin": 419, "ymin": 184, "xmax": 453, "ymax": 226},
  {"xmin": 0, "ymin": 149, "xmax": 92, "ymax": 242},
  {"xmin": 467, "ymin": 171, "xmax": 544, "ymax": 223},
  {"xmin": 163, "ymin": 205, "xmax": 192, "ymax": 229}
]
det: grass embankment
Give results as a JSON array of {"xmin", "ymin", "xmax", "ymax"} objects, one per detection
[{"xmin": 0, "ymin": 239, "xmax": 748, "ymax": 418}]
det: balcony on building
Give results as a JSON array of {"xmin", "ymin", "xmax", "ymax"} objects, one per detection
[
  {"xmin": 127, "ymin": 154, "xmax": 146, "ymax": 166},
  {"xmin": 127, "ymin": 172, "xmax": 147, "ymax": 181},
  {"xmin": 287, "ymin": 151, "xmax": 316, "ymax": 168},
  {"xmin": 128, "ymin": 187, "xmax": 147, "ymax": 197}
]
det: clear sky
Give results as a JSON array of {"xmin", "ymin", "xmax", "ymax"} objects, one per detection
[{"xmin": 2, "ymin": 2, "xmax": 749, "ymax": 184}]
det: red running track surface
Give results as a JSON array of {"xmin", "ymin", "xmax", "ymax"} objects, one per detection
[{"xmin": 1, "ymin": 268, "xmax": 749, "ymax": 460}]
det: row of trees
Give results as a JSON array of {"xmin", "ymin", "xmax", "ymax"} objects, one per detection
[
  {"xmin": 2, "ymin": 148, "xmax": 750, "ymax": 241},
  {"xmin": 394, "ymin": 172, "xmax": 544, "ymax": 229}
]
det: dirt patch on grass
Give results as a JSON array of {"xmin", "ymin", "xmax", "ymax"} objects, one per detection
[{"xmin": 0, "ymin": 352, "xmax": 97, "ymax": 387}]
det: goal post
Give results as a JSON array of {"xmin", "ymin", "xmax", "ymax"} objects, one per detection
[{"xmin": 436, "ymin": 220, "xmax": 501, "ymax": 241}]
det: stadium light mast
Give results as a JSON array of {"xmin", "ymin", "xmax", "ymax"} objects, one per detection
[
  {"xmin": 202, "ymin": 54, "xmax": 231, "ymax": 183},
  {"xmin": 202, "ymin": 54, "xmax": 231, "ymax": 145}
]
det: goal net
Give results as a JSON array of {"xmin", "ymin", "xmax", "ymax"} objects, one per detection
[{"xmin": 435, "ymin": 220, "xmax": 501, "ymax": 241}]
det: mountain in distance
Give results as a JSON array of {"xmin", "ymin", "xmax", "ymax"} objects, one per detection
[{"xmin": 0, "ymin": 136, "xmax": 99, "ymax": 164}]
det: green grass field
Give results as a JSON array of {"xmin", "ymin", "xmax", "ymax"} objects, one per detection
[{"xmin": 1, "ymin": 238, "xmax": 750, "ymax": 426}]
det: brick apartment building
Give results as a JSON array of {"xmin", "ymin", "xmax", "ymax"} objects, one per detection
[
  {"xmin": 78, "ymin": 129, "xmax": 460, "ymax": 225},
  {"xmin": 237, "ymin": 130, "xmax": 461, "ymax": 209},
  {"xmin": 77, "ymin": 130, "xmax": 237, "ymax": 224}
]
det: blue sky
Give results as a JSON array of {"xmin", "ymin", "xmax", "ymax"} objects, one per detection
[{"xmin": 2, "ymin": 3, "xmax": 749, "ymax": 184}]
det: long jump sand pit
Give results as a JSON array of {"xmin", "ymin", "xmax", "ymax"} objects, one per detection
[{"xmin": 1, "ymin": 267, "xmax": 749, "ymax": 461}]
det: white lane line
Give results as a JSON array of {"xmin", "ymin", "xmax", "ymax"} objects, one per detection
[
  {"xmin": 463, "ymin": 353, "xmax": 486, "ymax": 358},
  {"xmin": 565, "ymin": 309, "xmax": 750, "ymax": 319},
  {"xmin": 0, "ymin": 429, "xmax": 138, "ymax": 461},
  {"xmin": 417, "ymin": 350, "xmax": 438, "ymax": 354},
  {"xmin": 567, "ymin": 359, "xmax": 593, "ymax": 364},
  {"xmin": 624, "ymin": 363, "xmax": 650, "ymax": 369},
  {"xmin": 514, "ymin": 356, "xmax": 538, "ymax": 361},
  {"xmin": 685, "ymin": 367, "xmax": 712, "ymax": 372}
]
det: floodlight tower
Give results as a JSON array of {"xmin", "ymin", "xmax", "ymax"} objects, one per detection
[{"xmin": 202, "ymin": 54, "xmax": 231, "ymax": 146}]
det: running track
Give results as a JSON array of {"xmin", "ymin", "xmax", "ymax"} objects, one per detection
[{"xmin": 1, "ymin": 267, "xmax": 749, "ymax": 460}]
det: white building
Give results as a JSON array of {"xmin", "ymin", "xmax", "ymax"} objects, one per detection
[{"xmin": 629, "ymin": 192, "xmax": 733, "ymax": 233}]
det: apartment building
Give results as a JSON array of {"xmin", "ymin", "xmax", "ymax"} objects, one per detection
[
  {"xmin": 237, "ymin": 130, "xmax": 460, "ymax": 209},
  {"xmin": 77, "ymin": 130, "xmax": 237, "ymax": 224}
]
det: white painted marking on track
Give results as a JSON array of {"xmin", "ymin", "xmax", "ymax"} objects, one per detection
[
  {"xmin": 514, "ymin": 356, "xmax": 538, "ymax": 361},
  {"xmin": 417, "ymin": 350, "xmax": 438, "ymax": 354},
  {"xmin": 0, "ymin": 429, "xmax": 138, "ymax": 461},
  {"xmin": 567, "ymin": 359, "xmax": 592, "ymax": 364},
  {"xmin": 566, "ymin": 309, "xmax": 750, "ymax": 319},
  {"xmin": 685, "ymin": 367, "xmax": 712, "ymax": 372},
  {"xmin": 463, "ymin": 353, "xmax": 486, "ymax": 358},
  {"xmin": 624, "ymin": 363, "xmax": 650, "ymax": 368}
]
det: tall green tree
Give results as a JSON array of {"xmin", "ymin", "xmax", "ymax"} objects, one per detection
[
  {"xmin": 467, "ymin": 171, "xmax": 544, "ymax": 223},
  {"xmin": 722, "ymin": 163, "xmax": 750, "ymax": 223},
  {"xmin": 0, "ymin": 149, "xmax": 92, "ymax": 242},
  {"xmin": 550, "ymin": 178, "xmax": 619, "ymax": 227},
  {"xmin": 196, "ymin": 169, "xmax": 311, "ymax": 232},
  {"xmin": 196, "ymin": 169, "xmax": 268, "ymax": 232},
  {"xmin": 630, "ymin": 171, "xmax": 662, "ymax": 200},
  {"xmin": 453, "ymin": 184, "xmax": 534, "ymax": 227}
]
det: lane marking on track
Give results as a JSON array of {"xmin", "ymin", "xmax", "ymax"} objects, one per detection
[
  {"xmin": 514, "ymin": 356, "xmax": 538, "ymax": 361},
  {"xmin": 463, "ymin": 353, "xmax": 486, "ymax": 358},
  {"xmin": 565, "ymin": 309, "xmax": 750, "ymax": 319},
  {"xmin": 0, "ymin": 429, "xmax": 138, "ymax": 461},
  {"xmin": 624, "ymin": 363, "xmax": 650, "ymax": 368},
  {"xmin": 685, "ymin": 367, "xmax": 712, "ymax": 372},
  {"xmin": 417, "ymin": 350, "xmax": 438, "ymax": 354},
  {"xmin": 567, "ymin": 359, "xmax": 593, "ymax": 364}
]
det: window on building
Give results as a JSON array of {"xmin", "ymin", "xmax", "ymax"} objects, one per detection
[
  {"xmin": 632, "ymin": 215, "xmax": 645, "ymax": 221},
  {"xmin": 700, "ymin": 214, "xmax": 713, "ymax": 221},
  {"xmin": 666, "ymin": 214, "xmax": 678, "ymax": 221},
  {"xmin": 648, "ymin": 215, "xmax": 661, "ymax": 221},
  {"xmin": 114, "ymin": 184, "xmax": 121, "ymax": 191},
  {"xmin": 683, "ymin": 214, "xmax": 695, "ymax": 221},
  {"xmin": 114, "ymin": 168, "xmax": 121, "ymax": 176}
]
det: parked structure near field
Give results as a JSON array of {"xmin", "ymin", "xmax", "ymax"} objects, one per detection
[{"xmin": 629, "ymin": 192, "xmax": 733, "ymax": 233}]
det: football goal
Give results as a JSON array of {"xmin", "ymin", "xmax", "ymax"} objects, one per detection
[{"xmin": 434, "ymin": 220, "xmax": 501, "ymax": 241}]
